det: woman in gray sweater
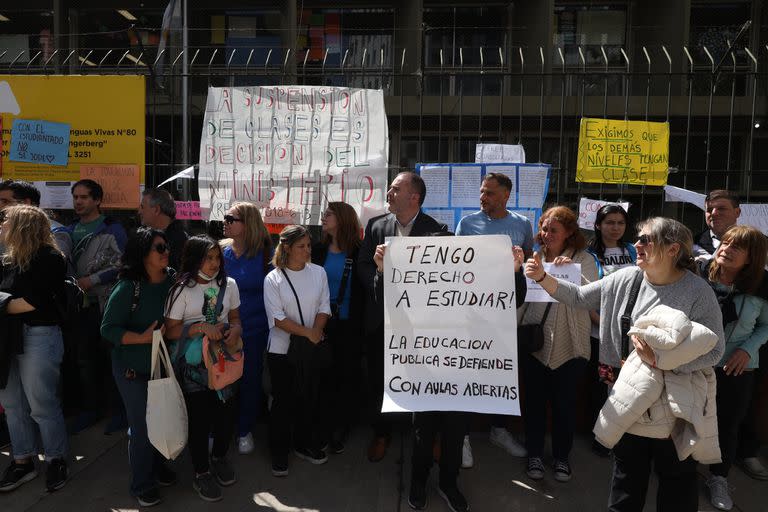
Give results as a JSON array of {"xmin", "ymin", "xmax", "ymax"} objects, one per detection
[{"xmin": 525, "ymin": 217, "xmax": 724, "ymax": 512}]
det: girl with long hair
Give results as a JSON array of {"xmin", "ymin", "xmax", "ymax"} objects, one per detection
[
  {"xmin": 101, "ymin": 227, "xmax": 175, "ymax": 507},
  {"xmin": 164, "ymin": 235, "xmax": 242, "ymax": 502},
  {"xmin": 311, "ymin": 201, "xmax": 363, "ymax": 453},
  {"xmin": 264, "ymin": 225, "xmax": 331, "ymax": 476},
  {"xmin": 0, "ymin": 205, "xmax": 68, "ymax": 493},
  {"xmin": 220, "ymin": 202, "xmax": 273, "ymax": 454}
]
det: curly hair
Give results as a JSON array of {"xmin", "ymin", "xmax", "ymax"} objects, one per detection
[
  {"xmin": 1, "ymin": 205, "xmax": 60, "ymax": 272},
  {"xmin": 535, "ymin": 205, "xmax": 586, "ymax": 256}
]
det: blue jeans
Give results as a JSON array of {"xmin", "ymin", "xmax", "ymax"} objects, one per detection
[
  {"xmin": 0, "ymin": 324, "xmax": 68, "ymax": 461},
  {"xmin": 112, "ymin": 358, "xmax": 164, "ymax": 496}
]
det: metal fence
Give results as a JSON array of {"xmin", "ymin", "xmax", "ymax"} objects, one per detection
[{"xmin": 2, "ymin": 41, "xmax": 767, "ymax": 231}]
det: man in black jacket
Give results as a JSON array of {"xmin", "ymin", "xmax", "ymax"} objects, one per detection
[
  {"xmin": 693, "ymin": 189, "xmax": 741, "ymax": 266},
  {"xmin": 357, "ymin": 171, "xmax": 446, "ymax": 463}
]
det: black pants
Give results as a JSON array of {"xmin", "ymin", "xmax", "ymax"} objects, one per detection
[
  {"xmin": 184, "ymin": 389, "xmax": 236, "ymax": 474},
  {"xmin": 367, "ymin": 325, "xmax": 392, "ymax": 438},
  {"xmin": 711, "ymin": 368, "xmax": 755, "ymax": 477},
  {"xmin": 76, "ymin": 303, "xmax": 119, "ymax": 414},
  {"xmin": 268, "ymin": 353, "xmax": 324, "ymax": 460},
  {"xmin": 411, "ymin": 412, "xmax": 468, "ymax": 488},
  {"xmin": 324, "ymin": 319, "xmax": 362, "ymax": 437},
  {"xmin": 737, "ymin": 343, "xmax": 768, "ymax": 458},
  {"xmin": 522, "ymin": 355, "xmax": 586, "ymax": 460},
  {"xmin": 609, "ymin": 434, "xmax": 698, "ymax": 512}
]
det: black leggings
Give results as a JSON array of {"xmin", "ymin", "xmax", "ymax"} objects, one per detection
[{"xmin": 184, "ymin": 389, "xmax": 237, "ymax": 474}]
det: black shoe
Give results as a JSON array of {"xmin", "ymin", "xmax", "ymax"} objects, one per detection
[
  {"xmin": 591, "ymin": 439, "xmax": 611, "ymax": 458},
  {"xmin": 155, "ymin": 462, "xmax": 177, "ymax": 487},
  {"xmin": 295, "ymin": 446, "xmax": 328, "ymax": 465},
  {"xmin": 331, "ymin": 439, "xmax": 345, "ymax": 455},
  {"xmin": 210, "ymin": 457, "xmax": 236, "ymax": 486},
  {"xmin": 104, "ymin": 412, "xmax": 128, "ymax": 435},
  {"xmin": 192, "ymin": 472, "xmax": 222, "ymax": 502},
  {"xmin": 45, "ymin": 458, "xmax": 68, "ymax": 492},
  {"xmin": 408, "ymin": 481, "xmax": 428, "ymax": 510},
  {"xmin": 271, "ymin": 454, "xmax": 289, "ymax": 477},
  {"xmin": 438, "ymin": 484, "xmax": 469, "ymax": 512},
  {"xmin": 136, "ymin": 487, "xmax": 163, "ymax": 507},
  {"xmin": 0, "ymin": 461, "xmax": 37, "ymax": 492}
]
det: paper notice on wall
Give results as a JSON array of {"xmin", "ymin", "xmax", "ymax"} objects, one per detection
[
  {"xmin": 198, "ymin": 85, "xmax": 389, "ymax": 223},
  {"xmin": 518, "ymin": 165, "xmax": 549, "ymax": 208},
  {"xmin": 80, "ymin": 164, "xmax": 140, "ymax": 209},
  {"xmin": 475, "ymin": 144, "xmax": 526, "ymax": 164},
  {"xmin": 738, "ymin": 204, "xmax": 768, "ymax": 236},
  {"xmin": 663, "ymin": 185, "xmax": 706, "ymax": 211},
  {"xmin": 487, "ymin": 165, "xmax": 518, "ymax": 208},
  {"xmin": 578, "ymin": 197, "xmax": 631, "ymax": 230},
  {"xmin": 422, "ymin": 208, "xmax": 456, "ymax": 233},
  {"xmin": 36, "ymin": 181, "xmax": 74, "ymax": 209},
  {"xmin": 420, "ymin": 165, "xmax": 450, "ymax": 208},
  {"xmin": 450, "ymin": 166, "xmax": 482, "ymax": 208},
  {"xmin": 383, "ymin": 235, "xmax": 521, "ymax": 415},
  {"xmin": 525, "ymin": 263, "xmax": 582, "ymax": 302}
]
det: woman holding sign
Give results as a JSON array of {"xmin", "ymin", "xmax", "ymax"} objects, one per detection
[
  {"xmin": 525, "ymin": 217, "xmax": 724, "ymax": 511},
  {"xmin": 518, "ymin": 206, "xmax": 598, "ymax": 483}
]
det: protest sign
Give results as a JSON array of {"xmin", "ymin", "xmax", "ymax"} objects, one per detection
[
  {"xmin": 197, "ymin": 85, "xmax": 389, "ymax": 224},
  {"xmin": 0, "ymin": 75, "xmax": 145, "ymax": 196},
  {"xmin": 738, "ymin": 204, "xmax": 768, "ymax": 236},
  {"xmin": 383, "ymin": 235, "xmax": 521, "ymax": 415},
  {"xmin": 578, "ymin": 197, "xmax": 631, "ymax": 230},
  {"xmin": 576, "ymin": 118, "xmax": 669, "ymax": 186},
  {"xmin": 525, "ymin": 263, "xmax": 582, "ymax": 303},
  {"xmin": 663, "ymin": 185, "xmax": 706, "ymax": 211},
  {"xmin": 80, "ymin": 164, "xmax": 140, "ymax": 209},
  {"xmin": 475, "ymin": 144, "xmax": 525, "ymax": 163},
  {"xmin": 176, "ymin": 200, "xmax": 202, "ymax": 220},
  {"xmin": 10, "ymin": 119, "xmax": 70, "ymax": 167},
  {"xmin": 416, "ymin": 163, "xmax": 551, "ymax": 232}
]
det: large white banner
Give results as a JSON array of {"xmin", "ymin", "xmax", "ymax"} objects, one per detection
[
  {"xmin": 198, "ymin": 86, "xmax": 389, "ymax": 224},
  {"xmin": 383, "ymin": 235, "xmax": 521, "ymax": 415}
]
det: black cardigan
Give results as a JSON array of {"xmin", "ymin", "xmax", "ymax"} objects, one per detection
[{"xmin": 312, "ymin": 242, "xmax": 364, "ymax": 335}]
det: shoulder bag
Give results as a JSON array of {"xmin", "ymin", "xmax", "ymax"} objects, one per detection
[
  {"xmin": 282, "ymin": 269, "xmax": 333, "ymax": 370},
  {"xmin": 517, "ymin": 302, "xmax": 553, "ymax": 354}
]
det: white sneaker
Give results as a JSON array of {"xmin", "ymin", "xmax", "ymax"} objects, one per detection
[
  {"xmin": 489, "ymin": 427, "xmax": 526, "ymax": 457},
  {"xmin": 706, "ymin": 475, "xmax": 733, "ymax": 511},
  {"xmin": 238, "ymin": 433, "xmax": 255, "ymax": 455},
  {"xmin": 461, "ymin": 435, "xmax": 474, "ymax": 469}
]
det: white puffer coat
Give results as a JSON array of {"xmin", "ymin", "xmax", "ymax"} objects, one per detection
[{"xmin": 593, "ymin": 305, "xmax": 722, "ymax": 464}]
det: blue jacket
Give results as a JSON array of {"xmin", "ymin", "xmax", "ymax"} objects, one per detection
[{"xmin": 720, "ymin": 293, "xmax": 768, "ymax": 369}]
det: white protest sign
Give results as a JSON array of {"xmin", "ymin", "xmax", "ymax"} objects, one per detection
[
  {"xmin": 738, "ymin": 204, "xmax": 768, "ymax": 236},
  {"xmin": 578, "ymin": 197, "xmax": 630, "ymax": 230},
  {"xmin": 475, "ymin": 144, "xmax": 526, "ymax": 163},
  {"xmin": 663, "ymin": 185, "xmax": 706, "ymax": 211},
  {"xmin": 383, "ymin": 235, "xmax": 520, "ymax": 415},
  {"xmin": 525, "ymin": 262, "xmax": 582, "ymax": 303},
  {"xmin": 198, "ymin": 86, "xmax": 389, "ymax": 223}
]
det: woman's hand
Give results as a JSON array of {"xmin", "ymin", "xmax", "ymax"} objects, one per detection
[
  {"xmin": 512, "ymin": 245, "xmax": 524, "ymax": 273},
  {"xmin": 374, "ymin": 244, "xmax": 387, "ymax": 273},
  {"xmin": 306, "ymin": 326, "xmax": 324, "ymax": 344},
  {"xmin": 223, "ymin": 324, "xmax": 242, "ymax": 346},
  {"xmin": 524, "ymin": 252, "xmax": 546, "ymax": 281},
  {"xmin": 200, "ymin": 322, "xmax": 223, "ymax": 341},
  {"xmin": 553, "ymin": 255, "xmax": 572, "ymax": 266},
  {"xmin": 632, "ymin": 335, "xmax": 657, "ymax": 367},
  {"xmin": 142, "ymin": 321, "xmax": 158, "ymax": 343},
  {"xmin": 723, "ymin": 348, "xmax": 751, "ymax": 376}
]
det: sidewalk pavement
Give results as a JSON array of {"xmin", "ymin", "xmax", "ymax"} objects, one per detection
[{"xmin": 1, "ymin": 420, "xmax": 767, "ymax": 511}]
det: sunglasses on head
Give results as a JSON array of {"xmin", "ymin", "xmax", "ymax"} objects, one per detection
[
  {"xmin": 635, "ymin": 234, "xmax": 651, "ymax": 246},
  {"xmin": 153, "ymin": 243, "xmax": 169, "ymax": 254},
  {"xmin": 223, "ymin": 214, "xmax": 243, "ymax": 225}
]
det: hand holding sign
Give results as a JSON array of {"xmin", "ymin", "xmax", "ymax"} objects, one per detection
[
  {"xmin": 374, "ymin": 244, "xmax": 387, "ymax": 273},
  {"xmin": 512, "ymin": 246, "xmax": 524, "ymax": 272}
]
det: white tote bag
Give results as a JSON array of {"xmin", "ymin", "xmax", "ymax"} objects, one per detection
[{"xmin": 146, "ymin": 330, "xmax": 188, "ymax": 460}]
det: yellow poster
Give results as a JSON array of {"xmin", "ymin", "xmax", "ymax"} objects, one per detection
[
  {"xmin": 0, "ymin": 75, "xmax": 145, "ymax": 190},
  {"xmin": 576, "ymin": 118, "xmax": 669, "ymax": 186}
]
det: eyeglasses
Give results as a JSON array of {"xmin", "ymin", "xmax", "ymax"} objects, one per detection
[
  {"xmin": 153, "ymin": 243, "xmax": 169, "ymax": 254},
  {"xmin": 223, "ymin": 215, "xmax": 243, "ymax": 225},
  {"xmin": 635, "ymin": 234, "xmax": 651, "ymax": 246}
]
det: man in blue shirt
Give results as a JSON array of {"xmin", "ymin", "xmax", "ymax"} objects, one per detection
[{"xmin": 455, "ymin": 172, "xmax": 532, "ymax": 468}]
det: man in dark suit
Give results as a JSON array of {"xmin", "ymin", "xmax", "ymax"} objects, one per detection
[
  {"xmin": 693, "ymin": 189, "xmax": 741, "ymax": 266},
  {"xmin": 357, "ymin": 171, "xmax": 446, "ymax": 463}
]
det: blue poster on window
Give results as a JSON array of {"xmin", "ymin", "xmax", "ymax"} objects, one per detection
[
  {"xmin": 415, "ymin": 162, "xmax": 551, "ymax": 234},
  {"xmin": 10, "ymin": 118, "xmax": 70, "ymax": 167}
]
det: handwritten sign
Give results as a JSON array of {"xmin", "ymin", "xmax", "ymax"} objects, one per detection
[
  {"xmin": 738, "ymin": 204, "xmax": 768, "ymax": 237},
  {"xmin": 197, "ymin": 85, "xmax": 389, "ymax": 224},
  {"xmin": 175, "ymin": 201, "xmax": 202, "ymax": 220},
  {"xmin": 578, "ymin": 197, "xmax": 631, "ymax": 230},
  {"xmin": 525, "ymin": 263, "xmax": 582, "ymax": 303},
  {"xmin": 576, "ymin": 118, "xmax": 669, "ymax": 186},
  {"xmin": 80, "ymin": 164, "xmax": 140, "ymax": 209},
  {"xmin": 10, "ymin": 119, "xmax": 70, "ymax": 167},
  {"xmin": 475, "ymin": 143, "xmax": 525, "ymax": 163},
  {"xmin": 383, "ymin": 235, "xmax": 520, "ymax": 415}
]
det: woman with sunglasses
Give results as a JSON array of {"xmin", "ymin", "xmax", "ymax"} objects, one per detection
[
  {"xmin": 220, "ymin": 202, "xmax": 273, "ymax": 455},
  {"xmin": 702, "ymin": 225, "xmax": 768, "ymax": 511},
  {"xmin": 525, "ymin": 217, "xmax": 724, "ymax": 511},
  {"xmin": 311, "ymin": 202, "xmax": 363, "ymax": 454},
  {"xmin": 101, "ymin": 227, "xmax": 175, "ymax": 507},
  {"xmin": 586, "ymin": 204, "xmax": 636, "ymax": 455},
  {"xmin": 164, "ymin": 235, "xmax": 242, "ymax": 502}
]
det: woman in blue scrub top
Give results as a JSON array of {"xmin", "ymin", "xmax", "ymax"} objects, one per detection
[{"xmin": 220, "ymin": 202, "xmax": 272, "ymax": 455}]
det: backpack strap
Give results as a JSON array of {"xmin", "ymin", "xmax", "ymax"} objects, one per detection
[
  {"xmin": 214, "ymin": 278, "xmax": 228, "ymax": 319},
  {"xmin": 130, "ymin": 281, "xmax": 140, "ymax": 313},
  {"xmin": 620, "ymin": 271, "xmax": 644, "ymax": 360}
]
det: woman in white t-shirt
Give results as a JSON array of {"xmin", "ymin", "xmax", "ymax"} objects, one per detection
[
  {"xmin": 586, "ymin": 204, "xmax": 636, "ymax": 455},
  {"xmin": 263, "ymin": 225, "xmax": 331, "ymax": 477},
  {"xmin": 164, "ymin": 235, "xmax": 242, "ymax": 503}
]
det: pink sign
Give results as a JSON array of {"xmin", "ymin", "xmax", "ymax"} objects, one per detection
[{"xmin": 176, "ymin": 201, "xmax": 202, "ymax": 220}]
